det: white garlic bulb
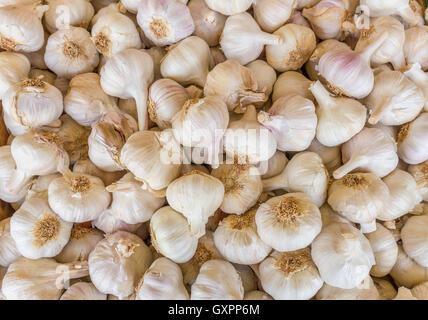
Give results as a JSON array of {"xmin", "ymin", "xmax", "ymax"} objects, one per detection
[
  {"xmin": 135, "ymin": 257, "xmax": 189, "ymax": 300},
  {"xmin": 89, "ymin": 231, "xmax": 152, "ymax": 299},
  {"xmin": 319, "ymin": 203, "xmax": 352, "ymax": 228},
  {"xmin": 10, "ymin": 197, "xmax": 72, "ymax": 259},
  {"xmin": 260, "ymin": 151, "xmax": 288, "ymax": 179},
  {"xmin": 307, "ymin": 138, "xmax": 341, "ymax": 173},
  {"xmin": 60, "ymin": 282, "xmax": 106, "ymax": 300},
  {"xmin": 404, "ymin": 26, "xmax": 428, "ymax": 71},
  {"xmin": 246, "ymin": 60, "xmax": 277, "ymax": 100},
  {"xmin": 204, "ymin": 0, "xmax": 253, "ymax": 15},
  {"xmin": 253, "ymin": 0, "xmax": 296, "ymax": 33},
  {"xmin": 408, "ymin": 160, "xmax": 428, "ymax": 201},
  {"xmin": 404, "ymin": 63, "xmax": 428, "ymax": 112},
  {"xmin": 390, "ymin": 245, "xmax": 428, "ymax": 288},
  {"xmin": 315, "ymin": 276, "xmax": 380, "ymax": 300},
  {"xmin": 360, "ymin": 0, "xmax": 420, "ymax": 27},
  {"xmin": 0, "ymin": 52, "xmax": 30, "ymax": 100},
  {"xmin": 0, "ymin": 217, "xmax": 20, "ymax": 267},
  {"xmin": 191, "ymin": 259, "xmax": 244, "ymax": 300},
  {"xmin": 311, "ymin": 222, "xmax": 375, "ymax": 289},
  {"xmin": 272, "ymin": 71, "xmax": 314, "ymax": 102},
  {"xmin": 397, "ymin": 113, "xmax": 428, "ymax": 165},
  {"xmin": 92, "ymin": 208, "xmax": 141, "ymax": 234},
  {"xmin": 73, "ymin": 159, "xmax": 126, "ymax": 187},
  {"xmin": 0, "ymin": 145, "xmax": 29, "ymax": 203},
  {"xmin": 393, "ymin": 287, "xmax": 418, "ymax": 300},
  {"xmin": 150, "ymin": 206, "xmax": 198, "ymax": 263},
  {"xmin": 401, "ymin": 216, "xmax": 428, "ymax": 268}
]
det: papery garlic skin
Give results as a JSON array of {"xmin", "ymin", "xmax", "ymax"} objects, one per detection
[
  {"xmin": 319, "ymin": 203, "xmax": 352, "ymax": 228},
  {"xmin": 204, "ymin": 0, "xmax": 253, "ymax": 15},
  {"xmin": 191, "ymin": 259, "xmax": 244, "ymax": 300},
  {"xmin": 311, "ymin": 222, "xmax": 375, "ymax": 289},
  {"xmin": 408, "ymin": 160, "xmax": 428, "ymax": 201},
  {"xmin": 307, "ymin": 138, "xmax": 341, "ymax": 173},
  {"xmin": 411, "ymin": 281, "xmax": 428, "ymax": 300},
  {"xmin": 136, "ymin": 257, "xmax": 189, "ymax": 300},
  {"xmin": 402, "ymin": 216, "xmax": 428, "ymax": 268},
  {"xmin": 92, "ymin": 208, "xmax": 141, "ymax": 234},
  {"xmin": 272, "ymin": 71, "xmax": 314, "ymax": 102},
  {"xmin": 10, "ymin": 197, "xmax": 72, "ymax": 259},
  {"xmin": 404, "ymin": 26, "xmax": 428, "ymax": 71},
  {"xmin": 0, "ymin": 218, "xmax": 21, "ymax": 267},
  {"xmin": 72, "ymin": 159, "xmax": 126, "ymax": 187},
  {"xmin": 253, "ymin": 0, "xmax": 296, "ymax": 33},
  {"xmin": 259, "ymin": 249, "xmax": 323, "ymax": 300},
  {"xmin": 0, "ymin": 52, "xmax": 30, "ymax": 100},
  {"xmin": 390, "ymin": 245, "xmax": 428, "ymax": 288},
  {"xmin": 233, "ymin": 263, "xmax": 258, "ymax": 293},
  {"xmin": 404, "ymin": 63, "xmax": 428, "ymax": 112},
  {"xmin": 315, "ymin": 276, "xmax": 380, "ymax": 300},
  {"xmin": 89, "ymin": 231, "xmax": 152, "ymax": 299},
  {"xmin": 260, "ymin": 151, "xmax": 288, "ymax": 179},
  {"xmin": 60, "ymin": 282, "xmax": 106, "ymax": 300},
  {"xmin": 398, "ymin": 113, "xmax": 428, "ymax": 165},
  {"xmin": 360, "ymin": 0, "xmax": 420, "ymax": 27},
  {"xmin": 150, "ymin": 206, "xmax": 198, "ymax": 264},
  {"xmin": 0, "ymin": 145, "xmax": 29, "ymax": 203}
]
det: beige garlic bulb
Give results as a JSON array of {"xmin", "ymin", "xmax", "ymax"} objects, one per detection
[
  {"xmin": 91, "ymin": 3, "xmax": 142, "ymax": 59},
  {"xmin": 244, "ymin": 290, "xmax": 273, "ymax": 300},
  {"xmin": 10, "ymin": 197, "xmax": 72, "ymax": 259},
  {"xmin": 136, "ymin": 257, "xmax": 189, "ymax": 300},
  {"xmin": 307, "ymin": 138, "xmax": 341, "ymax": 173},
  {"xmin": 150, "ymin": 206, "xmax": 198, "ymax": 263},
  {"xmin": 319, "ymin": 203, "xmax": 352, "ymax": 228},
  {"xmin": 107, "ymin": 172, "xmax": 165, "ymax": 224},
  {"xmin": 0, "ymin": 52, "xmax": 30, "ymax": 100},
  {"xmin": 404, "ymin": 63, "xmax": 428, "ymax": 112},
  {"xmin": 390, "ymin": 245, "xmax": 428, "ymax": 288},
  {"xmin": 404, "ymin": 26, "xmax": 428, "ymax": 71},
  {"xmin": 0, "ymin": 0, "xmax": 39, "ymax": 6},
  {"xmin": 191, "ymin": 259, "xmax": 244, "ymax": 300},
  {"xmin": 23, "ymin": 31, "xmax": 48, "ymax": 69},
  {"xmin": 260, "ymin": 151, "xmax": 288, "ymax": 179},
  {"xmin": 254, "ymin": 0, "xmax": 296, "ymax": 33},
  {"xmin": 141, "ymin": 47, "xmax": 166, "ymax": 82},
  {"xmin": 2, "ymin": 257, "xmax": 89, "ymax": 300},
  {"xmin": 92, "ymin": 208, "xmax": 141, "ymax": 234},
  {"xmin": 56, "ymin": 225, "xmax": 104, "ymax": 263},
  {"xmin": 0, "ymin": 3, "xmax": 47, "ymax": 52},
  {"xmin": 263, "ymin": 152, "xmax": 329, "ymax": 207},
  {"xmin": 408, "ymin": 160, "xmax": 428, "ymax": 201},
  {"xmin": 373, "ymin": 278, "xmax": 397, "ymax": 300},
  {"xmin": 266, "ymin": 24, "xmax": 316, "ymax": 72},
  {"xmin": 315, "ymin": 276, "xmax": 380, "ymax": 300},
  {"xmin": 204, "ymin": 0, "xmax": 252, "ymax": 15},
  {"xmin": 411, "ymin": 281, "xmax": 428, "ymax": 300},
  {"xmin": 259, "ymin": 249, "xmax": 323, "ymax": 300},
  {"xmin": 397, "ymin": 113, "xmax": 428, "ymax": 165},
  {"xmin": 0, "ymin": 218, "xmax": 20, "ymax": 267},
  {"xmin": 220, "ymin": 12, "xmax": 282, "ymax": 66},
  {"xmin": 360, "ymin": 0, "xmax": 420, "ymax": 27},
  {"xmin": 258, "ymin": 94, "xmax": 317, "ymax": 152},
  {"xmin": 44, "ymin": 0, "xmax": 94, "ymax": 33},
  {"xmin": 233, "ymin": 263, "xmax": 258, "ymax": 293},
  {"xmin": 401, "ymin": 216, "xmax": 428, "ymax": 268},
  {"xmin": 60, "ymin": 282, "xmax": 106, "ymax": 300},
  {"xmin": 160, "ymin": 36, "xmax": 211, "ymax": 87},
  {"xmin": 312, "ymin": 222, "xmax": 375, "ymax": 289},
  {"xmin": 393, "ymin": 287, "xmax": 418, "ymax": 300},
  {"xmin": 89, "ymin": 231, "xmax": 152, "ymax": 299},
  {"xmin": 333, "ymin": 128, "xmax": 399, "ymax": 179},
  {"xmin": 246, "ymin": 60, "xmax": 277, "ymax": 100},
  {"xmin": 166, "ymin": 171, "xmax": 225, "ymax": 238},
  {"xmin": 272, "ymin": 71, "xmax": 314, "ymax": 102},
  {"xmin": 29, "ymin": 69, "xmax": 56, "ymax": 86}
]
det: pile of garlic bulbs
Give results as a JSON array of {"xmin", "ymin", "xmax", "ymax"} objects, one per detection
[{"xmin": 0, "ymin": 0, "xmax": 427, "ymax": 301}]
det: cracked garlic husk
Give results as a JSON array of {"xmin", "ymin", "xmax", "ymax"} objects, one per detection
[
  {"xmin": 60, "ymin": 282, "xmax": 106, "ymax": 300},
  {"xmin": 0, "ymin": 217, "xmax": 21, "ymax": 267}
]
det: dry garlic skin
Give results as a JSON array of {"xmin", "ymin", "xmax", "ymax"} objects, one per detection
[
  {"xmin": 311, "ymin": 223, "xmax": 375, "ymax": 289},
  {"xmin": 253, "ymin": 0, "xmax": 296, "ymax": 33},
  {"xmin": 93, "ymin": 208, "xmax": 141, "ymax": 235},
  {"xmin": 88, "ymin": 231, "xmax": 152, "ymax": 299},
  {"xmin": 255, "ymin": 193, "xmax": 322, "ymax": 252},
  {"xmin": 10, "ymin": 197, "xmax": 73, "ymax": 259},
  {"xmin": 398, "ymin": 113, "xmax": 428, "ymax": 165},
  {"xmin": 260, "ymin": 151, "xmax": 288, "ymax": 179},
  {"xmin": 0, "ymin": 52, "xmax": 30, "ymax": 100},
  {"xmin": 402, "ymin": 216, "xmax": 428, "ymax": 268},
  {"xmin": 136, "ymin": 257, "xmax": 189, "ymax": 300},
  {"xmin": 246, "ymin": 60, "xmax": 277, "ymax": 99},
  {"xmin": 408, "ymin": 160, "xmax": 428, "ymax": 201},
  {"xmin": 191, "ymin": 259, "xmax": 244, "ymax": 300},
  {"xmin": 315, "ymin": 276, "xmax": 380, "ymax": 300},
  {"xmin": 390, "ymin": 245, "xmax": 428, "ymax": 288},
  {"xmin": 204, "ymin": 0, "xmax": 252, "ymax": 15},
  {"xmin": 60, "ymin": 282, "xmax": 106, "ymax": 300},
  {"xmin": 0, "ymin": 218, "xmax": 21, "ymax": 267},
  {"xmin": 259, "ymin": 249, "xmax": 323, "ymax": 300},
  {"xmin": 213, "ymin": 209, "xmax": 271, "ymax": 265},
  {"xmin": 404, "ymin": 26, "xmax": 428, "ymax": 71},
  {"xmin": 150, "ymin": 206, "xmax": 198, "ymax": 263}
]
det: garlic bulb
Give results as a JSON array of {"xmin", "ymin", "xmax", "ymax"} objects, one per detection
[
  {"xmin": 266, "ymin": 24, "xmax": 316, "ymax": 72},
  {"xmin": 401, "ymin": 216, "xmax": 428, "ymax": 268},
  {"xmin": 404, "ymin": 26, "xmax": 428, "ymax": 71},
  {"xmin": 404, "ymin": 63, "xmax": 428, "ymax": 112},
  {"xmin": 272, "ymin": 71, "xmax": 314, "ymax": 102},
  {"xmin": 393, "ymin": 287, "xmax": 418, "ymax": 300},
  {"xmin": 148, "ymin": 79, "xmax": 190, "ymax": 130},
  {"xmin": 263, "ymin": 152, "xmax": 329, "ymax": 207},
  {"xmin": 142, "ymin": 47, "xmax": 166, "ymax": 82},
  {"xmin": 2, "ymin": 77, "xmax": 63, "ymax": 136},
  {"xmin": 136, "ymin": 257, "xmax": 189, "ymax": 300},
  {"xmin": 373, "ymin": 278, "xmax": 397, "ymax": 300},
  {"xmin": 260, "ymin": 151, "xmax": 288, "ymax": 179},
  {"xmin": 209, "ymin": 46, "xmax": 227, "ymax": 67},
  {"xmin": 220, "ymin": 13, "xmax": 282, "ymax": 66},
  {"xmin": 204, "ymin": 0, "xmax": 253, "ymax": 15},
  {"xmin": 107, "ymin": 172, "xmax": 165, "ymax": 224},
  {"xmin": 92, "ymin": 208, "xmax": 141, "ymax": 234},
  {"xmin": 366, "ymin": 223, "xmax": 398, "ymax": 277},
  {"xmin": 89, "ymin": 231, "xmax": 152, "ymax": 299},
  {"xmin": 0, "ymin": 217, "xmax": 20, "ymax": 267},
  {"xmin": 258, "ymin": 94, "xmax": 317, "ymax": 152},
  {"xmin": 24, "ymin": 173, "xmax": 61, "ymax": 201},
  {"xmin": 246, "ymin": 60, "xmax": 277, "ymax": 100},
  {"xmin": 137, "ymin": 0, "xmax": 194, "ymax": 47},
  {"xmin": 408, "ymin": 160, "xmax": 428, "ymax": 201},
  {"xmin": 0, "ymin": 4, "xmax": 48, "ymax": 52},
  {"xmin": 224, "ymin": 105, "xmax": 277, "ymax": 165},
  {"xmin": 214, "ymin": 208, "xmax": 271, "ymax": 264},
  {"xmin": 10, "ymin": 197, "xmax": 72, "ymax": 259},
  {"xmin": 390, "ymin": 245, "xmax": 428, "ymax": 288},
  {"xmin": 309, "ymin": 81, "xmax": 366, "ymax": 147},
  {"xmin": 397, "ymin": 113, "xmax": 428, "ymax": 165},
  {"xmin": 365, "ymin": 70, "xmax": 424, "ymax": 126},
  {"xmin": 29, "ymin": 69, "xmax": 56, "ymax": 86},
  {"xmin": 315, "ymin": 276, "xmax": 380, "ymax": 300},
  {"xmin": 307, "ymin": 138, "xmax": 341, "ymax": 173},
  {"xmin": 191, "ymin": 259, "xmax": 244, "ymax": 300},
  {"xmin": 233, "ymin": 263, "xmax": 258, "ymax": 293},
  {"xmin": 204, "ymin": 60, "xmax": 266, "ymax": 112},
  {"xmin": 333, "ymin": 128, "xmax": 399, "ymax": 179},
  {"xmin": 91, "ymin": 3, "xmax": 142, "ymax": 59},
  {"xmin": 60, "ymin": 282, "xmax": 106, "ymax": 300},
  {"xmin": 360, "ymin": 0, "xmax": 420, "ymax": 27},
  {"xmin": 0, "ymin": 0, "xmax": 38, "ymax": 6},
  {"xmin": 411, "ymin": 281, "xmax": 428, "ymax": 300},
  {"xmin": 259, "ymin": 249, "xmax": 323, "ymax": 300},
  {"xmin": 160, "ymin": 36, "xmax": 211, "ymax": 87},
  {"xmin": 150, "ymin": 206, "xmax": 198, "ymax": 263},
  {"xmin": 311, "ymin": 222, "xmax": 375, "ymax": 289},
  {"xmin": 2, "ymin": 257, "xmax": 89, "ymax": 300},
  {"xmin": 56, "ymin": 225, "xmax": 104, "ymax": 263},
  {"xmin": 166, "ymin": 171, "xmax": 224, "ymax": 238},
  {"xmin": 253, "ymin": 0, "xmax": 296, "ymax": 33},
  {"xmin": 290, "ymin": 9, "xmax": 311, "ymax": 27},
  {"xmin": 211, "ymin": 164, "xmax": 263, "ymax": 215},
  {"xmin": 319, "ymin": 203, "xmax": 352, "ymax": 228},
  {"xmin": 73, "ymin": 159, "xmax": 126, "ymax": 187},
  {"xmin": 244, "ymin": 290, "xmax": 273, "ymax": 300},
  {"xmin": 0, "ymin": 52, "xmax": 30, "ymax": 100}
]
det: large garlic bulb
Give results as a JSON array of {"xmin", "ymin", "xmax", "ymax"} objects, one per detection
[
  {"xmin": 60, "ymin": 282, "xmax": 106, "ymax": 300},
  {"xmin": 0, "ymin": 218, "xmax": 20, "ymax": 267},
  {"xmin": 397, "ymin": 113, "xmax": 428, "ymax": 165},
  {"xmin": 401, "ymin": 216, "xmax": 428, "ymax": 268},
  {"xmin": 44, "ymin": 0, "xmax": 94, "ymax": 33},
  {"xmin": 0, "ymin": 52, "xmax": 30, "ymax": 100},
  {"xmin": 253, "ymin": 0, "xmax": 296, "ymax": 33}
]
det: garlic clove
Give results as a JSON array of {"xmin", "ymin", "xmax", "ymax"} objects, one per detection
[
  {"xmin": 397, "ymin": 113, "xmax": 428, "ymax": 165},
  {"xmin": 60, "ymin": 282, "xmax": 106, "ymax": 300}
]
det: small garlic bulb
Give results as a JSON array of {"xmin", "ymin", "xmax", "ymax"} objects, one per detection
[
  {"xmin": 259, "ymin": 249, "xmax": 323, "ymax": 300},
  {"xmin": 220, "ymin": 12, "xmax": 282, "ymax": 66},
  {"xmin": 408, "ymin": 160, "xmax": 428, "ymax": 201},
  {"xmin": 0, "ymin": 3, "xmax": 48, "ymax": 52},
  {"xmin": 191, "ymin": 259, "xmax": 244, "ymax": 300},
  {"xmin": 397, "ymin": 113, "xmax": 428, "ymax": 165},
  {"xmin": 404, "ymin": 26, "xmax": 428, "ymax": 71},
  {"xmin": 0, "ymin": 218, "xmax": 20, "ymax": 267},
  {"xmin": 266, "ymin": 24, "xmax": 316, "ymax": 72},
  {"xmin": 137, "ymin": 0, "xmax": 194, "ymax": 47},
  {"xmin": 258, "ymin": 94, "xmax": 317, "ymax": 152},
  {"xmin": 404, "ymin": 63, "xmax": 428, "ymax": 112},
  {"xmin": 0, "ymin": 52, "xmax": 30, "ymax": 100},
  {"xmin": 260, "ymin": 151, "xmax": 288, "ymax": 179},
  {"xmin": 272, "ymin": 71, "xmax": 314, "ymax": 102},
  {"xmin": 89, "ymin": 231, "xmax": 152, "ymax": 299},
  {"xmin": 390, "ymin": 245, "xmax": 428, "ymax": 288},
  {"xmin": 204, "ymin": 0, "xmax": 253, "ymax": 15},
  {"xmin": 315, "ymin": 276, "xmax": 380, "ymax": 300},
  {"xmin": 92, "ymin": 208, "xmax": 141, "ymax": 234},
  {"xmin": 91, "ymin": 3, "xmax": 142, "ymax": 59},
  {"xmin": 307, "ymin": 138, "xmax": 341, "ymax": 173},
  {"xmin": 150, "ymin": 206, "xmax": 198, "ymax": 263},
  {"xmin": 10, "ymin": 197, "xmax": 72, "ymax": 259},
  {"xmin": 60, "ymin": 282, "xmax": 106, "ymax": 300},
  {"xmin": 360, "ymin": 0, "xmax": 420, "ymax": 27},
  {"xmin": 56, "ymin": 225, "xmax": 104, "ymax": 263},
  {"xmin": 166, "ymin": 171, "xmax": 225, "ymax": 238},
  {"xmin": 311, "ymin": 222, "xmax": 375, "ymax": 289},
  {"xmin": 2, "ymin": 257, "xmax": 89, "ymax": 300},
  {"xmin": 253, "ymin": 0, "xmax": 296, "ymax": 33},
  {"xmin": 246, "ymin": 60, "xmax": 277, "ymax": 101},
  {"xmin": 263, "ymin": 152, "xmax": 329, "ymax": 207},
  {"xmin": 213, "ymin": 209, "xmax": 271, "ymax": 264},
  {"xmin": 401, "ymin": 216, "xmax": 428, "ymax": 268},
  {"xmin": 244, "ymin": 290, "xmax": 273, "ymax": 300},
  {"xmin": 333, "ymin": 128, "xmax": 399, "ymax": 179},
  {"xmin": 135, "ymin": 257, "xmax": 189, "ymax": 300},
  {"xmin": 160, "ymin": 36, "xmax": 211, "ymax": 87}
]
